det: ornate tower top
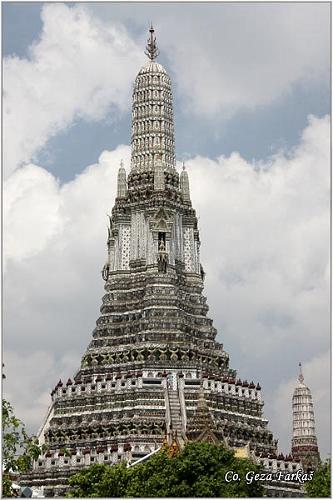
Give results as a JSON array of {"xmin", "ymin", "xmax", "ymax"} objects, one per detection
[
  {"xmin": 145, "ymin": 24, "xmax": 160, "ymax": 61},
  {"xmin": 131, "ymin": 25, "xmax": 175, "ymax": 172},
  {"xmin": 291, "ymin": 363, "xmax": 320, "ymax": 470}
]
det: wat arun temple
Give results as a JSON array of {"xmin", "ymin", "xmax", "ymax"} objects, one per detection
[{"xmin": 21, "ymin": 28, "xmax": 320, "ymax": 497}]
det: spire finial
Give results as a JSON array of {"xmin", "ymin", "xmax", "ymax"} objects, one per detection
[
  {"xmin": 145, "ymin": 24, "xmax": 159, "ymax": 61},
  {"xmin": 120, "ymin": 159, "xmax": 124, "ymax": 168},
  {"xmin": 298, "ymin": 362, "xmax": 304, "ymax": 384},
  {"xmin": 182, "ymin": 160, "xmax": 186, "ymax": 171}
]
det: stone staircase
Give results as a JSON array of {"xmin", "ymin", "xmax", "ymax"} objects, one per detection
[{"xmin": 167, "ymin": 388, "xmax": 186, "ymax": 445}]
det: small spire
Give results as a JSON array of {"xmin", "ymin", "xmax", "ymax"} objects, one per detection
[
  {"xmin": 117, "ymin": 160, "xmax": 127, "ymax": 198},
  {"xmin": 298, "ymin": 362, "xmax": 304, "ymax": 384},
  {"xmin": 145, "ymin": 24, "xmax": 159, "ymax": 61},
  {"xmin": 180, "ymin": 161, "xmax": 191, "ymax": 202}
]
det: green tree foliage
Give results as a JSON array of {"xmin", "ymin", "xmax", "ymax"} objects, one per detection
[
  {"xmin": 68, "ymin": 442, "xmax": 264, "ymax": 497},
  {"xmin": 2, "ymin": 399, "xmax": 44, "ymax": 497},
  {"xmin": 305, "ymin": 459, "xmax": 331, "ymax": 498}
]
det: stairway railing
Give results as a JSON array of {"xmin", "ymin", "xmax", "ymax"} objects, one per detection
[
  {"xmin": 177, "ymin": 381, "xmax": 187, "ymax": 433},
  {"xmin": 164, "ymin": 384, "xmax": 171, "ymax": 436}
]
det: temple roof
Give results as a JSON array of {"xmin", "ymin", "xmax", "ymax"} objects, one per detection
[{"xmin": 186, "ymin": 386, "xmax": 224, "ymax": 444}]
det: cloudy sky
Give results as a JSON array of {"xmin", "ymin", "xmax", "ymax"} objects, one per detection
[{"xmin": 3, "ymin": 2, "xmax": 330, "ymax": 458}]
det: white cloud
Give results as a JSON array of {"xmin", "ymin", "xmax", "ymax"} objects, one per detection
[
  {"xmin": 4, "ymin": 4, "xmax": 329, "ymax": 179},
  {"xmin": 3, "ymin": 4, "xmax": 142, "ymax": 177},
  {"xmin": 162, "ymin": 3, "xmax": 330, "ymax": 116},
  {"xmin": 4, "ymin": 165, "xmax": 61, "ymax": 264},
  {"xmin": 3, "ymin": 115, "xmax": 330, "ymax": 457},
  {"xmin": 106, "ymin": 2, "xmax": 330, "ymax": 118},
  {"xmin": 102, "ymin": 2, "xmax": 328, "ymax": 117},
  {"xmin": 187, "ymin": 114, "xmax": 330, "ymax": 455},
  {"xmin": 188, "ymin": 114, "xmax": 329, "ymax": 360},
  {"xmin": 3, "ymin": 144, "xmax": 130, "ymax": 363}
]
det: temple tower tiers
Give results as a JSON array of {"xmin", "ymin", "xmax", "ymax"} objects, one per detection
[
  {"xmin": 291, "ymin": 363, "xmax": 320, "ymax": 470},
  {"xmin": 21, "ymin": 27, "xmax": 284, "ymax": 497}
]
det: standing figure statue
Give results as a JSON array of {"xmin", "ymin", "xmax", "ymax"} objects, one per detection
[{"xmin": 158, "ymin": 239, "xmax": 168, "ymax": 273}]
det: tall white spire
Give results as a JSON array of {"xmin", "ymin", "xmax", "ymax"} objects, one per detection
[
  {"xmin": 131, "ymin": 25, "xmax": 175, "ymax": 172},
  {"xmin": 291, "ymin": 363, "xmax": 320, "ymax": 470}
]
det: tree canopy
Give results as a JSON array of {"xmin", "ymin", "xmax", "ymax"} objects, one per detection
[
  {"xmin": 68, "ymin": 441, "xmax": 264, "ymax": 497},
  {"xmin": 2, "ymin": 398, "xmax": 44, "ymax": 497},
  {"xmin": 305, "ymin": 459, "xmax": 331, "ymax": 498}
]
